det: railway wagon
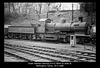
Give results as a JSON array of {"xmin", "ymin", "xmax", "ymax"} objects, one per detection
[
  {"xmin": 6, "ymin": 18, "xmax": 94, "ymax": 43},
  {"xmin": 4, "ymin": 25, "xmax": 11, "ymax": 38}
]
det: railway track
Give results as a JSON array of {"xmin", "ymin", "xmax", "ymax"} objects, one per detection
[
  {"xmin": 4, "ymin": 43, "xmax": 96, "ymax": 62},
  {"xmin": 4, "ymin": 51, "xmax": 31, "ymax": 62},
  {"xmin": 5, "ymin": 38, "xmax": 68, "ymax": 44},
  {"xmin": 4, "ymin": 44, "xmax": 61, "ymax": 62}
]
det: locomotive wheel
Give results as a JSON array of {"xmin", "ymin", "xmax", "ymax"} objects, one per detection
[
  {"xmin": 59, "ymin": 38, "xmax": 64, "ymax": 42},
  {"xmin": 31, "ymin": 35, "xmax": 35, "ymax": 40},
  {"xmin": 7, "ymin": 33, "xmax": 10, "ymax": 39},
  {"xmin": 9, "ymin": 33, "xmax": 12, "ymax": 39},
  {"xmin": 22, "ymin": 34, "xmax": 25, "ymax": 40},
  {"xmin": 64, "ymin": 36, "xmax": 70, "ymax": 43},
  {"xmin": 63, "ymin": 38, "xmax": 66, "ymax": 42},
  {"xmin": 30, "ymin": 34, "xmax": 32, "ymax": 40},
  {"xmin": 13, "ymin": 34, "xmax": 15, "ymax": 39},
  {"xmin": 23, "ymin": 34, "xmax": 25, "ymax": 40},
  {"xmin": 5, "ymin": 34, "xmax": 8, "ymax": 39},
  {"xmin": 26, "ymin": 34, "xmax": 28, "ymax": 40},
  {"xmin": 38, "ymin": 35, "xmax": 42, "ymax": 41},
  {"xmin": 28, "ymin": 34, "xmax": 32, "ymax": 40},
  {"xmin": 21, "ymin": 34, "xmax": 24, "ymax": 40},
  {"xmin": 79, "ymin": 38, "xmax": 85, "ymax": 45},
  {"xmin": 40, "ymin": 34, "xmax": 45, "ymax": 41},
  {"xmin": 15, "ymin": 34, "xmax": 18, "ymax": 39},
  {"xmin": 56, "ymin": 36, "xmax": 60, "ymax": 43},
  {"xmin": 19, "ymin": 34, "xmax": 21, "ymax": 39},
  {"xmin": 8, "ymin": 33, "xmax": 12, "ymax": 39},
  {"xmin": 24, "ymin": 34, "xmax": 27, "ymax": 40},
  {"xmin": 4, "ymin": 34, "xmax": 7, "ymax": 39},
  {"xmin": 31, "ymin": 34, "xmax": 34, "ymax": 40},
  {"xmin": 20, "ymin": 34, "xmax": 23, "ymax": 40},
  {"xmin": 13, "ymin": 34, "xmax": 16, "ymax": 39}
]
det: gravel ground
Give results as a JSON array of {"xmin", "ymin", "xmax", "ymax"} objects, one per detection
[
  {"xmin": 4, "ymin": 39, "xmax": 96, "ymax": 53},
  {"xmin": 4, "ymin": 39, "xmax": 96, "ymax": 62},
  {"xmin": 4, "ymin": 53, "xmax": 25, "ymax": 62}
]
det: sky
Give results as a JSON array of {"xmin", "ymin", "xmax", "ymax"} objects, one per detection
[
  {"xmin": 49, "ymin": 3, "xmax": 80, "ymax": 10},
  {"xmin": 61, "ymin": 3, "xmax": 80, "ymax": 10}
]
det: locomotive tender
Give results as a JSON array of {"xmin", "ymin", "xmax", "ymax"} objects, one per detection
[{"xmin": 4, "ymin": 18, "xmax": 96, "ymax": 44}]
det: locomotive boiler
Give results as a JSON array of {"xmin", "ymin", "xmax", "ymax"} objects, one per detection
[{"xmin": 46, "ymin": 18, "xmax": 88, "ymax": 35}]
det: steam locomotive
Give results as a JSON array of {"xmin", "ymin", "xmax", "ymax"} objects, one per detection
[{"xmin": 4, "ymin": 18, "xmax": 96, "ymax": 44}]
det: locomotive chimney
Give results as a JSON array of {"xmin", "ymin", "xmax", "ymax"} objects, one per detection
[{"xmin": 79, "ymin": 17, "xmax": 83, "ymax": 22}]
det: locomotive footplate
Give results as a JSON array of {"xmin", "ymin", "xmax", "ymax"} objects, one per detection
[
  {"xmin": 38, "ymin": 33, "xmax": 58, "ymax": 40},
  {"xmin": 37, "ymin": 33, "xmax": 70, "ymax": 42}
]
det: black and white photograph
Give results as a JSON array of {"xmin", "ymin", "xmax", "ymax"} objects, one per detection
[{"xmin": 4, "ymin": 2, "xmax": 96, "ymax": 66}]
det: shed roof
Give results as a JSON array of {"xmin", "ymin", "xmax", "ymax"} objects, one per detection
[{"xmin": 39, "ymin": 19, "xmax": 47, "ymax": 21}]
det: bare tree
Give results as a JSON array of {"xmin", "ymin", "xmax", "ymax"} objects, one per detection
[
  {"xmin": 34, "ymin": 3, "xmax": 43, "ymax": 19},
  {"xmin": 46, "ymin": 3, "xmax": 51, "ymax": 18}
]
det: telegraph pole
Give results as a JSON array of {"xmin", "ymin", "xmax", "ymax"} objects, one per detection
[
  {"xmin": 47, "ymin": 11, "xmax": 48, "ymax": 18},
  {"xmin": 72, "ymin": 3, "xmax": 73, "ymax": 23}
]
